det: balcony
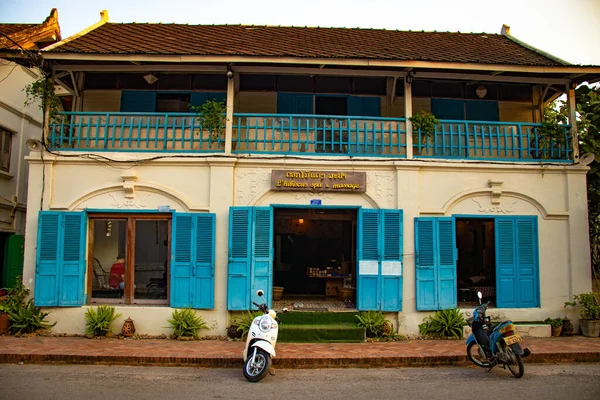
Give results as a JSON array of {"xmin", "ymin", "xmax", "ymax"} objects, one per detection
[{"xmin": 48, "ymin": 112, "xmax": 572, "ymax": 162}]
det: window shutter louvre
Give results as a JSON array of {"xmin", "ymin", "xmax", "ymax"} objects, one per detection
[
  {"xmin": 192, "ymin": 214, "xmax": 216, "ymax": 309},
  {"xmin": 250, "ymin": 208, "xmax": 273, "ymax": 308},
  {"xmin": 415, "ymin": 218, "xmax": 437, "ymax": 310},
  {"xmin": 357, "ymin": 209, "xmax": 379, "ymax": 310},
  {"xmin": 171, "ymin": 214, "xmax": 193, "ymax": 307},
  {"xmin": 437, "ymin": 218, "xmax": 457, "ymax": 309},
  {"xmin": 381, "ymin": 209, "xmax": 403, "ymax": 311},
  {"xmin": 227, "ymin": 207, "xmax": 251, "ymax": 310}
]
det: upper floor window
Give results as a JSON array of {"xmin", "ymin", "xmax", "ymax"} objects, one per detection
[{"xmin": 0, "ymin": 127, "xmax": 12, "ymax": 172}]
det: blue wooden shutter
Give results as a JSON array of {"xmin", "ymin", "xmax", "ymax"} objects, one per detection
[
  {"xmin": 495, "ymin": 217, "xmax": 539, "ymax": 308},
  {"xmin": 277, "ymin": 93, "xmax": 313, "ymax": 114},
  {"xmin": 59, "ymin": 213, "xmax": 87, "ymax": 306},
  {"xmin": 431, "ymin": 98, "xmax": 465, "ymax": 120},
  {"xmin": 437, "ymin": 218, "xmax": 457, "ymax": 309},
  {"xmin": 381, "ymin": 209, "xmax": 403, "ymax": 311},
  {"xmin": 465, "ymin": 100, "xmax": 499, "ymax": 122},
  {"xmin": 120, "ymin": 91, "xmax": 156, "ymax": 112},
  {"xmin": 35, "ymin": 212, "xmax": 61, "ymax": 306},
  {"xmin": 193, "ymin": 214, "xmax": 216, "ymax": 308},
  {"xmin": 348, "ymin": 96, "xmax": 381, "ymax": 117},
  {"xmin": 358, "ymin": 209, "xmax": 380, "ymax": 310},
  {"xmin": 228, "ymin": 207, "xmax": 251, "ymax": 310},
  {"xmin": 190, "ymin": 92, "xmax": 227, "ymax": 109},
  {"xmin": 171, "ymin": 214, "xmax": 193, "ymax": 307},
  {"xmin": 250, "ymin": 208, "xmax": 273, "ymax": 309},
  {"xmin": 415, "ymin": 217, "xmax": 456, "ymax": 310},
  {"xmin": 516, "ymin": 218, "xmax": 539, "ymax": 307},
  {"xmin": 35, "ymin": 211, "xmax": 86, "ymax": 307},
  {"xmin": 415, "ymin": 218, "xmax": 437, "ymax": 310},
  {"xmin": 171, "ymin": 213, "xmax": 216, "ymax": 309}
]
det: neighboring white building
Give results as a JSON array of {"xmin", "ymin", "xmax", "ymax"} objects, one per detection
[
  {"xmin": 6, "ymin": 11, "xmax": 600, "ymax": 337},
  {"xmin": 0, "ymin": 9, "xmax": 61, "ymax": 289}
]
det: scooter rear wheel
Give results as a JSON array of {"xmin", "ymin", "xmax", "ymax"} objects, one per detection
[
  {"xmin": 466, "ymin": 342, "xmax": 491, "ymax": 368},
  {"xmin": 243, "ymin": 348, "xmax": 272, "ymax": 382},
  {"xmin": 506, "ymin": 349, "xmax": 524, "ymax": 378}
]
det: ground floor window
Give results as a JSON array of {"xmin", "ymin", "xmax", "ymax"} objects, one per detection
[
  {"xmin": 415, "ymin": 215, "xmax": 539, "ymax": 311},
  {"xmin": 88, "ymin": 214, "xmax": 170, "ymax": 305}
]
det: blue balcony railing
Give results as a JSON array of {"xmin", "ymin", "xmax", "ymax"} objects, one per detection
[
  {"xmin": 232, "ymin": 114, "xmax": 407, "ymax": 157},
  {"xmin": 48, "ymin": 112, "xmax": 224, "ymax": 152},
  {"xmin": 414, "ymin": 120, "xmax": 572, "ymax": 162},
  {"xmin": 48, "ymin": 112, "xmax": 572, "ymax": 162}
]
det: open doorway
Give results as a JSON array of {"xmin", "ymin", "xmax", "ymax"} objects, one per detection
[
  {"xmin": 273, "ymin": 208, "xmax": 357, "ymax": 310},
  {"xmin": 456, "ymin": 218, "xmax": 496, "ymax": 307}
]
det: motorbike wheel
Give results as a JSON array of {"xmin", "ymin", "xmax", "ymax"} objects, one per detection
[
  {"xmin": 506, "ymin": 349, "xmax": 524, "ymax": 379},
  {"xmin": 466, "ymin": 342, "xmax": 492, "ymax": 368},
  {"xmin": 243, "ymin": 348, "xmax": 272, "ymax": 382}
]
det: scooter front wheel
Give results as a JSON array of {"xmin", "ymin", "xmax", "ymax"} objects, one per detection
[
  {"xmin": 243, "ymin": 348, "xmax": 272, "ymax": 382},
  {"xmin": 466, "ymin": 342, "xmax": 491, "ymax": 368}
]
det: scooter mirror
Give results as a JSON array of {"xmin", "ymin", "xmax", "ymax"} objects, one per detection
[
  {"xmin": 477, "ymin": 291, "xmax": 483, "ymax": 300},
  {"xmin": 257, "ymin": 289, "xmax": 264, "ymax": 297}
]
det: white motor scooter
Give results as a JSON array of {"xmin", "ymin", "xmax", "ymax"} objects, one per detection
[{"xmin": 242, "ymin": 289, "xmax": 287, "ymax": 382}]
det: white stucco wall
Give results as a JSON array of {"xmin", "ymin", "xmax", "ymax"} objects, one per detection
[
  {"xmin": 0, "ymin": 61, "xmax": 42, "ymax": 235},
  {"xmin": 21, "ymin": 151, "xmax": 591, "ymax": 336}
]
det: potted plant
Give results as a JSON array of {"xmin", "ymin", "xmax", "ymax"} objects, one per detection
[
  {"xmin": 409, "ymin": 110, "xmax": 439, "ymax": 153},
  {"xmin": 564, "ymin": 292, "xmax": 600, "ymax": 337},
  {"xmin": 544, "ymin": 317, "xmax": 564, "ymax": 337},
  {"xmin": 192, "ymin": 99, "xmax": 227, "ymax": 149}
]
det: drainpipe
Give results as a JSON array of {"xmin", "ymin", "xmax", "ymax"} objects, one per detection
[{"xmin": 224, "ymin": 65, "xmax": 234, "ymax": 154}]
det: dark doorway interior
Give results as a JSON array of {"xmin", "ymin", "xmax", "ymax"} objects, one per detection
[
  {"xmin": 456, "ymin": 218, "xmax": 496, "ymax": 307},
  {"xmin": 273, "ymin": 208, "xmax": 356, "ymax": 305},
  {"xmin": 315, "ymin": 96, "xmax": 348, "ymax": 116}
]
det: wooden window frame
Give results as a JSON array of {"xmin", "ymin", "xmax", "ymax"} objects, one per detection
[
  {"xmin": 87, "ymin": 213, "xmax": 172, "ymax": 305},
  {"xmin": 0, "ymin": 127, "xmax": 12, "ymax": 173}
]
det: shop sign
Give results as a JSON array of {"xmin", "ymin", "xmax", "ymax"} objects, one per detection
[{"xmin": 271, "ymin": 170, "xmax": 366, "ymax": 193}]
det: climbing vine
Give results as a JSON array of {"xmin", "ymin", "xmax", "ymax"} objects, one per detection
[{"xmin": 24, "ymin": 72, "xmax": 61, "ymax": 131}]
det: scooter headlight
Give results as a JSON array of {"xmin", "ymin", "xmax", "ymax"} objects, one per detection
[{"xmin": 259, "ymin": 316, "xmax": 272, "ymax": 332}]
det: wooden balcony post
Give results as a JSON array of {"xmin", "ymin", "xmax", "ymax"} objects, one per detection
[
  {"xmin": 567, "ymin": 83, "xmax": 579, "ymax": 161},
  {"xmin": 224, "ymin": 67, "xmax": 235, "ymax": 154},
  {"xmin": 404, "ymin": 75, "xmax": 413, "ymax": 159}
]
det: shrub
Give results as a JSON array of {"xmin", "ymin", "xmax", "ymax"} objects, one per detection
[
  {"xmin": 236, "ymin": 310, "xmax": 263, "ymax": 339},
  {"xmin": 7, "ymin": 299, "xmax": 56, "ymax": 335},
  {"xmin": 192, "ymin": 99, "xmax": 226, "ymax": 141},
  {"xmin": 356, "ymin": 310, "xmax": 387, "ymax": 337},
  {"xmin": 544, "ymin": 317, "xmax": 564, "ymax": 328},
  {"xmin": 168, "ymin": 308, "xmax": 208, "ymax": 339},
  {"xmin": 0, "ymin": 277, "xmax": 56, "ymax": 335},
  {"xmin": 409, "ymin": 110, "xmax": 440, "ymax": 144},
  {"xmin": 419, "ymin": 308, "xmax": 466, "ymax": 339},
  {"xmin": 84, "ymin": 305, "xmax": 121, "ymax": 337},
  {"xmin": 564, "ymin": 292, "xmax": 600, "ymax": 320}
]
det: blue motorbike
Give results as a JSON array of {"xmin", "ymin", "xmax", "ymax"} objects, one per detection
[{"xmin": 465, "ymin": 291, "xmax": 531, "ymax": 378}]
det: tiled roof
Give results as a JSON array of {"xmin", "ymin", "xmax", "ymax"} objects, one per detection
[
  {"xmin": 0, "ymin": 23, "xmax": 38, "ymax": 36},
  {"xmin": 48, "ymin": 24, "xmax": 567, "ymax": 66}
]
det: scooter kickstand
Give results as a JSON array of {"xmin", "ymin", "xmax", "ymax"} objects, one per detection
[{"xmin": 269, "ymin": 368, "xmax": 276, "ymax": 376}]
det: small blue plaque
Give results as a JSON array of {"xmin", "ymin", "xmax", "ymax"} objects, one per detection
[
  {"xmin": 158, "ymin": 205, "xmax": 171, "ymax": 212},
  {"xmin": 310, "ymin": 199, "xmax": 322, "ymax": 205}
]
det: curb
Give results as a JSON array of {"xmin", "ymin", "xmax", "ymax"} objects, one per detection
[{"xmin": 2, "ymin": 353, "xmax": 600, "ymax": 368}]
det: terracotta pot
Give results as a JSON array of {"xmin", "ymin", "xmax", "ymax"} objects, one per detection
[
  {"xmin": 273, "ymin": 287, "xmax": 284, "ymax": 301},
  {"xmin": 551, "ymin": 325, "xmax": 562, "ymax": 337},
  {"xmin": 0, "ymin": 313, "xmax": 10, "ymax": 335},
  {"xmin": 122, "ymin": 317, "xmax": 136, "ymax": 337}
]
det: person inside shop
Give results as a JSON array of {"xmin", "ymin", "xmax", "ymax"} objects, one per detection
[{"xmin": 109, "ymin": 254, "xmax": 126, "ymax": 289}]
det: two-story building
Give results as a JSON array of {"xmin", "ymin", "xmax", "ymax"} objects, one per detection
[
  {"xmin": 12, "ymin": 10, "xmax": 600, "ymax": 336},
  {"xmin": 0, "ymin": 9, "xmax": 61, "ymax": 289}
]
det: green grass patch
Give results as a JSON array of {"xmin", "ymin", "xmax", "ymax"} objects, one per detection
[
  {"xmin": 279, "ymin": 323, "xmax": 365, "ymax": 343},
  {"xmin": 278, "ymin": 311, "xmax": 358, "ymax": 325}
]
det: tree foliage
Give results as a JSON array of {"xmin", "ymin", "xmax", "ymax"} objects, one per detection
[{"xmin": 547, "ymin": 85, "xmax": 600, "ymax": 279}]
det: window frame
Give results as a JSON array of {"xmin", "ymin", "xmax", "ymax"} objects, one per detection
[
  {"xmin": 86, "ymin": 213, "xmax": 172, "ymax": 305},
  {"xmin": 0, "ymin": 126, "xmax": 13, "ymax": 173}
]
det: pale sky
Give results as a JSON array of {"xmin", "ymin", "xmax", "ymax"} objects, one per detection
[{"xmin": 1, "ymin": 0, "xmax": 599, "ymax": 65}]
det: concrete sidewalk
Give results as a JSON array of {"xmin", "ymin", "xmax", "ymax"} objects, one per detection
[{"xmin": 1, "ymin": 335, "xmax": 599, "ymax": 368}]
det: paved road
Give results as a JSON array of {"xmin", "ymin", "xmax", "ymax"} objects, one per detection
[{"xmin": 1, "ymin": 363, "xmax": 599, "ymax": 400}]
